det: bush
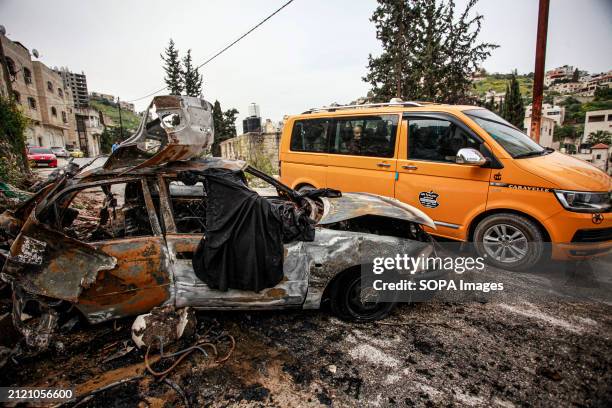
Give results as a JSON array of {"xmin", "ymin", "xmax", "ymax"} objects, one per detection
[{"xmin": 0, "ymin": 96, "xmax": 30, "ymax": 186}]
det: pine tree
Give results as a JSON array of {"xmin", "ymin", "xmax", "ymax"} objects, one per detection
[
  {"xmin": 501, "ymin": 72, "xmax": 525, "ymax": 128},
  {"xmin": 364, "ymin": 0, "xmax": 498, "ymax": 103},
  {"xmin": 222, "ymin": 108, "xmax": 239, "ymax": 138},
  {"xmin": 211, "ymin": 100, "xmax": 225, "ymax": 156},
  {"xmin": 161, "ymin": 39, "xmax": 183, "ymax": 95},
  {"xmin": 182, "ymin": 49, "xmax": 203, "ymax": 97}
]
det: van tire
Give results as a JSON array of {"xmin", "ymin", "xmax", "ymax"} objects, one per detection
[
  {"xmin": 473, "ymin": 213, "xmax": 544, "ymax": 271},
  {"xmin": 330, "ymin": 272, "xmax": 395, "ymax": 322}
]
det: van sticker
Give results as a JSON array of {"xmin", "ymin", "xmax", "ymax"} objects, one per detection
[
  {"xmin": 489, "ymin": 182, "xmax": 551, "ymax": 192},
  {"xmin": 419, "ymin": 191, "xmax": 439, "ymax": 208},
  {"xmin": 493, "ymin": 172, "xmax": 502, "ymax": 181}
]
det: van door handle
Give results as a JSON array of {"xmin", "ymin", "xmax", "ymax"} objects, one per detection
[
  {"xmin": 402, "ymin": 165, "xmax": 418, "ymax": 170},
  {"xmin": 377, "ymin": 162, "xmax": 391, "ymax": 168}
]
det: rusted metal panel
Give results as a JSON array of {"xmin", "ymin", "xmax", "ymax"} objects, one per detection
[
  {"xmin": 3, "ymin": 215, "xmax": 116, "ymax": 302},
  {"xmin": 76, "ymin": 236, "xmax": 172, "ymax": 323},
  {"xmin": 104, "ymin": 95, "xmax": 214, "ymax": 171},
  {"xmin": 318, "ymin": 192, "xmax": 436, "ymax": 229}
]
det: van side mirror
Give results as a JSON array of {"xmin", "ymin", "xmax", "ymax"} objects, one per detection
[{"xmin": 456, "ymin": 148, "xmax": 487, "ymax": 166}]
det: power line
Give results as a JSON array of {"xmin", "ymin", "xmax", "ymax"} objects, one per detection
[{"xmin": 127, "ymin": 0, "xmax": 295, "ymax": 103}]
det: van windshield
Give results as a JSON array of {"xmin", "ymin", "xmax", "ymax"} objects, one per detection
[{"xmin": 464, "ymin": 109, "xmax": 550, "ymax": 159}]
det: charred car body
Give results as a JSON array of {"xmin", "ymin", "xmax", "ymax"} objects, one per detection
[{"xmin": 0, "ymin": 95, "xmax": 438, "ymax": 350}]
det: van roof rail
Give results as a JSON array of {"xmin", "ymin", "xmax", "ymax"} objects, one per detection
[{"xmin": 301, "ymin": 100, "xmax": 434, "ymax": 114}]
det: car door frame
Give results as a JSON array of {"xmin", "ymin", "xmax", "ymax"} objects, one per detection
[
  {"xmin": 31, "ymin": 176, "xmax": 172, "ymax": 323},
  {"xmin": 396, "ymin": 112, "xmax": 501, "ymax": 240},
  {"xmin": 157, "ymin": 174, "xmax": 309, "ymax": 310}
]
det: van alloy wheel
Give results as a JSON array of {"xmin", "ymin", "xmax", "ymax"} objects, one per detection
[
  {"xmin": 482, "ymin": 224, "xmax": 528, "ymax": 263},
  {"xmin": 473, "ymin": 213, "xmax": 545, "ymax": 271}
]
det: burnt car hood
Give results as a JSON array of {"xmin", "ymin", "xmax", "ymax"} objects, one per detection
[
  {"xmin": 104, "ymin": 95, "xmax": 214, "ymax": 171},
  {"xmin": 318, "ymin": 192, "xmax": 436, "ymax": 229}
]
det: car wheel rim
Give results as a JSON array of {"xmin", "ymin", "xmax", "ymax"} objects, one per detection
[
  {"xmin": 347, "ymin": 279, "xmax": 384, "ymax": 316},
  {"xmin": 482, "ymin": 224, "xmax": 528, "ymax": 264}
]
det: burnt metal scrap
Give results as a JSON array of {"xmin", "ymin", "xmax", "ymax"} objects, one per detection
[
  {"xmin": 104, "ymin": 95, "xmax": 214, "ymax": 171},
  {"xmin": 0, "ymin": 95, "xmax": 438, "ymax": 358}
]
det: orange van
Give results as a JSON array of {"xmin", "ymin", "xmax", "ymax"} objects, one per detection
[{"xmin": 279, "ymin": 101, "xmax": 612, "ymax": 270}]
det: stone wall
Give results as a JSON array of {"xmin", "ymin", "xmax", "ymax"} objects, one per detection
[{"xmin": 220, "ymin": 132, "xmax": 281, "ymax": 173}]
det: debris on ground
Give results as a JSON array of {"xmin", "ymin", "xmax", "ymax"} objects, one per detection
[{"xmin": 131, "ymin": 306, "xmax": 197, "ymax": 350}]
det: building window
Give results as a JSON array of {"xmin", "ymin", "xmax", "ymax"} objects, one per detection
[
  {"xmin": 23, "ymin": 67, "xmax": 32, "ymax": 84},
  {"xmin": 12, "ymin": 90, "xmax": 21, "ymax": 104},
  {"xmin": 588, "ymin": 115, "xmax": 605, "ymax": 123},
  {"xmin": 6, "ymin": 57, "xmax": 17, "ymax": 76},
  {"xmin": 62, "ymin": 111, "xmax": 67, "ymax": 123},
  {"xmin": 596, "ymin": 154, "xmax": 602, "ymax": 160},
  {"xmin": 47, "ymin": 81, "xmax": 53, "ymax": 92},
  {"xmin": 51, "ymin": 106, "xmax": 57, "ymax": 116},
  {"xmin": 27, "ymin": 97, "xmax": 37, "ymax": 110},
  {"xmin": 58, "ymin": 88, "xmax": 63, "ymax": 97}
]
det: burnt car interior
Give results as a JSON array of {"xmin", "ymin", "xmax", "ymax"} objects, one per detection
[{"xmin": 43, "ymin": 181, "xmax": 154, "ymax": 242}]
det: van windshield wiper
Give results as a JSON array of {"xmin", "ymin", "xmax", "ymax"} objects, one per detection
[{"xmin": 514, "ymin": 148, "xmax": 553, "ymax": 159}]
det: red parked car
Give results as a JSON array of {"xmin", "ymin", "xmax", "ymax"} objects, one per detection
[{"xmin": 27, "ymin": 146, "xmax": 58, "ymax": 168}]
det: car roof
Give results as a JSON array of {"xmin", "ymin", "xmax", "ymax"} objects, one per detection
[
  {"xmin": 289, "ymin": 104, "xmax": 483, "ymax": 120},
  {"xmin": 76, "ymin": 157, "xmax": 248, "ymax": 181}
]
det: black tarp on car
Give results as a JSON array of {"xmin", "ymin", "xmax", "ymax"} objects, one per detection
[{"xmin": 182, "ymin": 168, "xmax": 315, "ymax": 292}]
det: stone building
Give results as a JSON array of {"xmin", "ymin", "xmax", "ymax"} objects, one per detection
[
  {"xmin": 0, "ymin": 33, "xmax": 76, "ymax": 148},
  {"xmin": 32, "ymin": 61, "xmax": 77, "ymax": 148}
]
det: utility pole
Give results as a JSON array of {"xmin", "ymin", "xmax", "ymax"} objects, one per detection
[
  {"xmin": 117, "ymin": 97, "xmax": 124, "ymax": 140},
  {"xmin": 530, "ymin": 0, "xmax": 550, "ymax": 144}
]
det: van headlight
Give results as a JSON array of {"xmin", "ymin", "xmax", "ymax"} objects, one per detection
[{"xmin": 553, "ymin": 190, "xmax": 611, "ymax": 213}]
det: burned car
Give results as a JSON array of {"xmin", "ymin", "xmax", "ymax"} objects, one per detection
[{"xmin": 0, "ymin": 95, "xmax": 438, "ymax": 350}]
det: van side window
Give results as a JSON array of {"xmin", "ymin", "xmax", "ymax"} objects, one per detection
[
  {"xmin": 330, "ymin": 115, "xmax": 398, "ymax": 157},
  {"xmin": 408, "ymin": 119, "xmax": 480, "ymax": 163},
  {"xmin": 290, "ymin": 119, "xmax": 329, "ymax": 152}
]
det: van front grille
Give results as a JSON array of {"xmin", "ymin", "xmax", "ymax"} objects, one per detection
[{"xmin": 571, "ymin": 227, "xmax": 612, "ymax": 243}]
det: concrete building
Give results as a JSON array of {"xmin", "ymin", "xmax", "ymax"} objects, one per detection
[
  {"xmin": 118, "ymin": 100, "xmax": 135, "ymax": 112},
  {"xmin": 544, "ymin": 65, "xmax": 574, "ymax": 87},
  {"xmin": 582, "ymin": 109, "xmax": 612, "ymax": 144},
  {"xmin": 549, "ymin": 81, "xmax": 582, "ymax": 94},
  {"xmin": 90, "ymin": 91, "xmax": 115, "ymax": 103},
  {"xmin": 590, "ymin": 144, "xmax": 610, "ymax": 173},
  {"xmin": 31, "ymin": 61, "xmax": 77, "ymax": 148},
  {"xmin": 74, "ymin": 107, "xmax": 103, "ymax": 156},
  {"xmin": 55, "ymin": 67, "xmax": 89, "ymax": 108},
  {"xmin": 0, "ymin": 33, "xmax": 77, "ymax": 148},
  {"xmin": 525, "ymin": 103, "xmax": 565, "ymax": 126},
  {"xmin": 524, "ymin": 116, "xmax": 555, "ymax": 148},
  {"xmin": 575, "ymin": 71, "xmax": 612, "ymax": 97},
  {"xmin": 483, "ymin": 90, "xmax": 505, "ymax": 106}
]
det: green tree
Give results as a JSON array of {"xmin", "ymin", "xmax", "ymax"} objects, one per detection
[
  {"xmin": 364, "ymin": 0, "xmax": 498, "ymax": 103},
  {"xmin": 501, "ymin": 72, "xmax": 525, "ymax": 127},
  {"xmin": 0, "ymin": 96, "xmax": 30, "ymax": 184},
  {"xmin": 554, "ymin": 124, "xmax": 583, "ymax": 153},
  {"xmin": 586, "ymin": 130, "xmax": 611, "ymax": 146},
  {"xmin": 161, "ymin": 39, "xmax": 183, "ymax": 95},
  {"xmin": 182, "ymin": 49, "xmax": 203, "ymax": 97},
  {"xmin": 210, "ymin": 101, "xmax": 239, "ymax": 156},
  {"xmin": 100, "ymin": 126, "xmax": 131, "ymax": 154},
  {"xmin": 572, "ymin": 68, "xmax": 579, "ymax": 82}
]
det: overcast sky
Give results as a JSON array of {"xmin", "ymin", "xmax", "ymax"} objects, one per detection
[{"xmin": 2, "ymin": 0, "xmax": 611, "ymax": 130}]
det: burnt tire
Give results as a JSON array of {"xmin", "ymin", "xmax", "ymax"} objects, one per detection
[
  {"xmin": 330, "ymin": 272, "xmax": 395, "ymax": 322},
  {"xmin": 473, "ymin": 213, "xmax": 545, "ymax": 271}
]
